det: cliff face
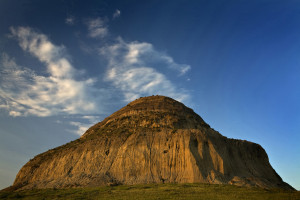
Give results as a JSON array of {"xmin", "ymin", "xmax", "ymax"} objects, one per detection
[{"xmin": 12, "ymin": 96, "xmax": 294, "ymax": 190}]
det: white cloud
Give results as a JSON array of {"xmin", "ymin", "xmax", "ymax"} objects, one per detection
[
  {"xmin": 82, "ymin": 115, "xmax": 100, "ymax": 123},
  {"xmin": 10, "ymin": 27, "xmax": 74, "ymax": 78},
  {"xmin": 65, "ymin": 16, "xmax": 75, "ymax": 25},
  {"xmin": 87, "ymin": 18, "xmax": 108, "ymax": 38},
  {"xmin": 1, "ymin": 25, "xmax": 191, "ymax": 119},
  {"xmin": 107, "ymin": 67, "xmax": 188, "ymax": 102},
  {"xmin": 69, "ymin": 115, "xmax": 100, "ymax": 136},
  {"xmin": 9, "ymin": 111, "xmax": 22, "ymax": 117},
  {"xmin": 102, "ymin": 38, "xmax": 190, "ymax": 75},
  {"xmin": 113, "ymin": 9, "xmax": 121, "ymax": 19},
  {"xmin": 0, "ymin": 27, "xmax": 106, "ymax": 117},
  {"xmin": 160, "ymin": 55, "xmax": 191, "ymax": 75},
  {"xmin": 69, "ymin": 121, "xmax": 90, "ymax": 136},
  {"xmin": 100, "ymin": 38, "xmax": 190, "ymax": 102}
]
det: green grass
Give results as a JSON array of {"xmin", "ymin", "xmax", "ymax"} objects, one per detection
[{"xmin": 0, "ymin": 183, "xmax": 299, "ymax": 200}]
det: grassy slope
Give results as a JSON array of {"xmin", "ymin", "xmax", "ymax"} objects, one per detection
[{"xmin": 1, "ymin": 183, "xmax": 299, "ymax": 200}]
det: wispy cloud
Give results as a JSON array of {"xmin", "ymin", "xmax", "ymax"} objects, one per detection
[
  {"xmin": 65, "ymin": 16, "xmax": 75, "ymax": 25},
  {"xmin": 0, "ymin": 23, "xmax": 191, "ymax": 126},
  {"xmin": 82, "ymin": 115, "xmax": 101, "ymax": 123},
  {"xmin": 10, "ymin": 27, "xmax": 75, "ymax": 78},
  {"xmin": 86, "ymin": 18, "xmax": 108, "ymax": 38},
  {"xmin": 69, "ymin": 121, "xmax": 91, "ymax": 136},
  {"xmin": 0, "ymin": 27, "xmax": 108, "ymax": 117},
  {"xmin": 113, "ymin": 9, "xmax": 121, "ymax": 19},
  {"xmin": 102, "ymin": 38, "xmax": 190, "ymax": 75},
  {"xmin": 100, "ymin": 38, "xmax": 190, "ymax": 102},
  {"xmin": 69, "ymin": 115, "xmax": 100, "ymax": 136}
]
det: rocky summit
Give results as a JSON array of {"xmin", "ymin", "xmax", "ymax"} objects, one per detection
[{"xmin": 9, "ymin": 96, "xmax": 294, "ymax": 190}]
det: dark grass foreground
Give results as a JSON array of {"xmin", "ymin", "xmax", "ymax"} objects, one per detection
[{"xmin": 1, "ymin": 183, "xmax": 299, "ymax": 200}]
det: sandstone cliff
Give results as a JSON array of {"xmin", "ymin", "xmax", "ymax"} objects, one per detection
[{"xmin": 10, "ymin": 96, "xmax": 294, "ymax": 190}]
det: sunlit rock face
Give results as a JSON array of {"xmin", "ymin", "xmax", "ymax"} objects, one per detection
[{"xmin": 12, "ymin": 96, "xmax": 294, "ymax": 190}]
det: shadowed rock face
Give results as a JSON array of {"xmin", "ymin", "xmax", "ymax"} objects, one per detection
[{"xmin": 11, "ymin": 96, "xmax": 294, "ymax": 190}]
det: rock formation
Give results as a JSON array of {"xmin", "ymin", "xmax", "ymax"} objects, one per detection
[{"xmin": 10, "ymin": 96, "xmax": 294, "ymax": 190}]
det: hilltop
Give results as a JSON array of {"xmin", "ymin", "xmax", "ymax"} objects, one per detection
[{"xmin": 6, "ymin": 96, "xmax": 294, "ymax": 191}]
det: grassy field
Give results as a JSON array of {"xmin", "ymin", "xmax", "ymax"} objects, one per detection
[{"xmin": 0, "ymin": 183, "xmax": 299, "ymax": 200}]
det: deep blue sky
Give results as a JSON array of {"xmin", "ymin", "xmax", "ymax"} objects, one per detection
[{"xmin": 0, "ymin": 0, "xmax": 299, "ymax": 190}]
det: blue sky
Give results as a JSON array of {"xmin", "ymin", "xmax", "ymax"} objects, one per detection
[{"xmin": 0, "ymin": 0, "xmax": 299, "ymax": 190}]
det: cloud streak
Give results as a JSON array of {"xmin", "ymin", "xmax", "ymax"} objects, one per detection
[
  {"xmin": 69, "ymin": 115, "xmax": 101, "ymax": 136},
  {"xmin": 0, "ymin": 27, "xmax": 104, "ymax": 117},
  {"xmin": 0, "ymin": 24, "xmax": 191, "ymax": 134},
  {"xmin": 69, "ymin": 121, "xmax": 91, "ymax": 136},
  {"xmin": 65, "ymin": 16, "xmax": 75, "ymax": 25},
  {"xmin": 100, "ymin": 38, "xmax": 190, "ymax": 102},
  {"xmin": 87, "ymin": 18, "xmax": 108, "ymax": 38},
  {"xmin": 113, "ymin": 9, "xmax": 121, "ymax": 19}
]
